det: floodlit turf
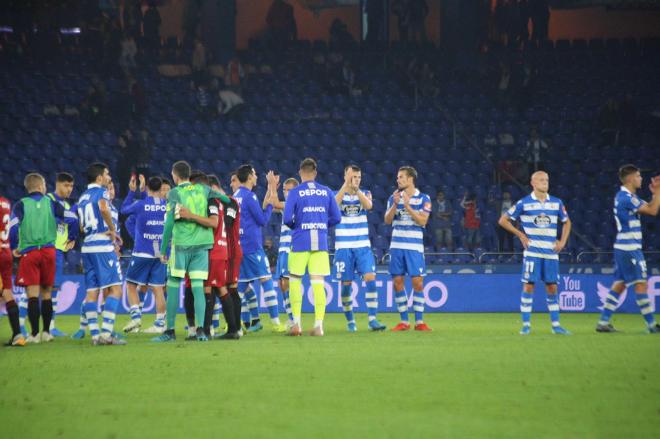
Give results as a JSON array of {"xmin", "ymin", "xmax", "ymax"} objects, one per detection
[{"xmin": 1, "ymin": 313, "xmax": 659, "ymax": 438}]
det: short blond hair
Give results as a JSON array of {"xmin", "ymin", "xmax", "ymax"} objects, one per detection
[
  {"xmin": 24, "ymin": 173, "xmax": 45, "ymax": 192},
  {"xmin": 283, "ymin": 178, "xmax": 299, "ymax": 187}
]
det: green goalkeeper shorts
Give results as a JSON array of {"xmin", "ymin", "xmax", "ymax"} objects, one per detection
[
  {"xmin": 288, "ymin": 251, "xmax": 330, "ymax": 277},
  {"xmin": 168, "ymin": 247, "xmax": 209, "ymax": 280}
]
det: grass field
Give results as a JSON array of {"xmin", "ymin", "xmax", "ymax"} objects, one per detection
[{"xmin": 1, "ymin": 312, "xmax": 659, "ymax": 438}]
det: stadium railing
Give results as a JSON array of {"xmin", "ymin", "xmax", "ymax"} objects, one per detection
[
  {"xmin": 381, "ymin": 252, "xmax": 478, "ymax": 264},
  {"xmin": 576, "ymin": 250, "xmax": 660, "ymax": 263}
]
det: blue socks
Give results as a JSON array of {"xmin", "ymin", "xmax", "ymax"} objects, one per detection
[
  {"xmin": 636, "ymin": 293, "xmax": 657, "ymax": 327},
  {"xmin": 546, "ymin": 294, "xmax": 561, "ymax": 328},
  {"xmin": 261, "ymin": 278, "xmax": 280, "ymax": 322},
  {"xmin": 365, "ymin": 280, "xmax": 378, "ymax": 322},
  {"xmin": 101, "ymin": 296, "xmax": 120, "ymax": 337},
  {"xmin": 84, "ymin": 301, "xmax": 99, "ymax": 338},
  {"xmin": 282, "ymin": 289, "xmax": 293, "ymax": 323},
  {"xmin": 394, "ymin": 289, "xmax": 409, "ymax": 323},
  {"xmin": 212, "ymin": 300, "xmax": 221, "ymax": 330},
  {"xmin": 412, "ymin": 290, "xmax": 424, "ymax": 323},
  {"xmin": 598, "ymin": 289, "xmax": 621, "ymax": 326},
  {"xmin": 237, "ymin": 282, "xmax": 251, "ymax": 326},
  {"xmin": 520, "ymin": 291, "xmax": 533, "ymax": 329},
  {"xmin": 341, "ymin": 284, "xmax": 354, "ymax": 324}
]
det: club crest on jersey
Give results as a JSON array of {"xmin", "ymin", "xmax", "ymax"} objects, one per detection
[
  {"xmin": 342, "ymin": 204, "xmax": 360, "ymax": 216},
  {"xmin": 533, "ymin": 213, "xmax": 551, "ymax": 228}
]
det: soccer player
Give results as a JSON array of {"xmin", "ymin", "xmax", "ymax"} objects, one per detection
[
  {"xmin": 120, "ymin": 176, "xmax": 167, "ymax": 334},
  {"xmin": 46, "ymin": 172, "xmax": 79, "ymax": 337},
  {"xmin": 233, "ymin": 164, "xmax": 284, "ymax": 332},
  {"xmin": 76, "ymin": 163, "xmax": 126, "ymax": 345},
  {"xmin": 9, "ymin": 173, "xmax": 66, "ymax": 343},
  {"xmin": 283, "ymin": 158, "xmax": 341, "ymax": 336},
  {"xmin": 229, "ymin": 171, "xmax": 240, "ymax": 194},
  {"xmin": 0, "ymin": 194, "xmax": 25, "ymax": 346},
  {"xmin": 179, "ymin": 174, "xmax": 242, "ymax": 339},
  {"xmin": 334, "ymin": 165, "xmax": 386, "ymax": 332},
  {"xmin": 498, "ymin": 171, "xmax": 572, "ymax": 335},
  {"xmin": 385, "ymin": 166, "xmax": 433, "ymax": 332},
  {"xmin": 272, "ymin": 177, "xmax": 298, "ymax": 328},
  {"xmin": 154, "ymin": 161, "xmax": 231, "ymax": 342},
  {"xmin": 596, "ymin": 165, "xmax": 660, "ymax": 333},
  {"xmin": 223, "ymin": 174, "xmax": 244, "ymax": 337}
]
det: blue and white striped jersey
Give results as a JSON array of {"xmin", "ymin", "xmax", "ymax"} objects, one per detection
[
  {"xmin": 387, "ymin": 189, "xmax": 432, "ymax": 254},
  {"xmin": 506, "ymin": 192, "xmax": 569, "ymax": 260},
  {"xmin": 77, "ymin": 184, "xmax": 114, "ymax": 254},
  {"xmin": 335, "ymin": 190, "xmax": 371, "ymax": 250},
  {"xmin": 278, "ymin": 220, "xmax": 291, "ymax": 254},
  {"xmin": 613, "ymin": 186, "xmax": 645, "ymax": 252}
]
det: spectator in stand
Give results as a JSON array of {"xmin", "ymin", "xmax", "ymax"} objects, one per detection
[
  {"xmin": 530, "ymin": 0, "xmax": 550, "ymax": 43},
  {"xmin": 122, "ymin": 0, "xmax": 143, "ymax": 37},
  {"xmin": 524, "ymin": 126, "xmax": 548, "ymax": 173},
  {"xmin": 81, "ymin": 78, "xmax": 107, "ymax": 129},
  {"xmin": 516, "ymin": 0, "xmax": 530, "ymax": 46},
  {"xmin": 127, "ymin": 74, "xmax": 146, "ymax": 125},
  {"xmin": 418, "ymin": 62, "xmax": 439, "ymax": 98},
  {"xmin": 195, "ymin": 81, "xmax": 214, "ymax": 120},
  {"xmin": 599, "ymin": 97, "xmax": 619, "ymax": 146},
  {"xmin": 391, "ymin": 0, "xmax": 410, "ymax": 44},
  {"xmin": 119, "ymin": 32, "xmax": 137, "ymax": 74},
  {"xmin": 266, "ymin": 0, "xmax": 296, "ymax": 48},
  {"xmin": 218, "ymin": 89, "xmax": 245, "ymax": 119},
  {"xmin": 496, "ymin": 60, "xmax": 511, "ymax": 105},
  {"xmin": 341, "ymin": 59, "xmax": 357, "ymax": 96},
  {"xmin": 329, "ymin": 18, "xmax": 355, "ymax": 49},
  {"xmin": 461, "ymin": 192, "xmax": 481, "ymax": 251},
  {"xmin": 117, "ymin": 128, "xmax": 139, "ymax": 198},
  {"xmin": 496, "ymin": 191, "xmax": 514, "ymax": 252},
  {"xmin": 432, "ymin": 191, "xmax": 453, "ymax": 250},
  {"xmin": 191, "ymin": 38, "xmax": 207, "ymax": 85},
  {"xmin": 408, "ymin": 0, "xmax": 428, "ymax": 43},
  {"xmin": 619, "ymin": 93, "xmax": 637, "ymax": 144},
  {"xmin": 136, "ymin": 130, "xmax": 153, "ymax": 177},
  {"xmin": 225, "ymin": 55, "xmax": 246, "ymax": 94},
  {"xmin": 142, "ymin": 2, "xmax": 162, "ymax": 59}
]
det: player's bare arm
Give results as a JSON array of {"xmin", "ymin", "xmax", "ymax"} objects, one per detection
[
  {"xmin": 98, "ymin": 198, "xmax": 116, "ymax": 243},
  {"xmin": 638, "ymin": 175, "xmax": 660, "ymax": 216},
  {"xmin": 498, "ymin": 214, "xmax": 530, "ymax": 249},
  {"xmin": 384, "ymin": 191, "xmax": 400, "ymax": 225},
  {"xmin": 554, "ymin": 218, "xmax": 571, "ymax": 253}
]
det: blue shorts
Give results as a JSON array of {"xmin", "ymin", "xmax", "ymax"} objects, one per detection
[
  {"xmin": 521, "ymin": 256, "xmax": 559, "ymax": 284},
  {"xmin": 613, "ymin": 249, "xmax": 647, "ymax": 286},
  {"xmin": 82, "ymin": 252, "xmax": 123, "ymax": 291},
  {"xmin": 333, "ymin": 247, "xmax": 376, "ymax": 282},
  {"xmin": 275, "ymin": 252, "xmax": 289, "ymax": 280},
  {"xmin": 54, "ymin": 249, "xmax": 65, "ymax": 287},
  {"xmin": 126, "ymin": 256, "xmax": 167, "ymax": 287},
  {"xmin": 389, "ymin": 248, "xmax": 426, "ymax": 277},
  {"xmin": 238, "ymin": 249, "xmax": 271, "ymax": 282}
]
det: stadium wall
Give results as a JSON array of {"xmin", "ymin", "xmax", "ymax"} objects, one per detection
[{"xmin": 4, "ymin": 273, "xmax": 658, "ymax": 315}]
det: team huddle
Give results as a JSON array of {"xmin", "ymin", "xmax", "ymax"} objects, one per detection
[{"xmin": 1, "ymin": 159, "xmax": 659, "ymax": 346}]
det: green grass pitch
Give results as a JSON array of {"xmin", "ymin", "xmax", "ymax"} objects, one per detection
[{"xmin": 1, "ymin": 313, "xmax": 658, "ymax": 438}]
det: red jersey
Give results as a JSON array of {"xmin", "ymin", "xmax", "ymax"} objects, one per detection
[
  {"xmin": 208, "ymin": 199, "xmax": 228, "ymax": 260},
  {"xmin": 0, "ymin": 196, "xmax": 11, "ymax": 250},
  {"xmin": 226, "ymin": 197, "xmax": 242, "ymax": 263}
]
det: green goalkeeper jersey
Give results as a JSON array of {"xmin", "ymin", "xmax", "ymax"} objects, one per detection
[{"xmin": 160, "ymin": 181, "xmax": 230, "ymax": 253}]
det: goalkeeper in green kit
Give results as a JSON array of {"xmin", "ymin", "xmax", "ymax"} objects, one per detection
[{"xmin": 152, "ymin": 161, "xmax": 231, "ymax": 342}]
